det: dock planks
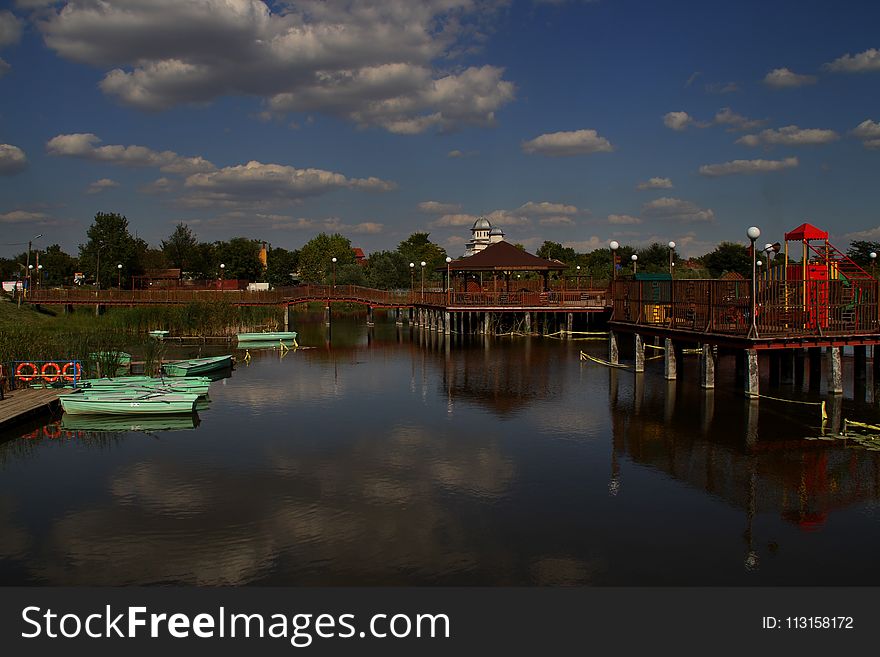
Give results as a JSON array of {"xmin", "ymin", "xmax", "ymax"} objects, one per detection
[{"xmin": 0, "ymin": 387, "xmax": 63, "ymax": 430}]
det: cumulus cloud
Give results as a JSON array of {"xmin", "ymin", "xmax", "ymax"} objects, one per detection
[
  {"xmin": 0, "ymin": 143, "xmax": 27, "ymax": 175},
  {"xmin": 823, "ymin": 48, "xmax": 880, "ymax": 73},
  {"xmin": 86, "ymin": 178, "xmax": 119, "ymax": 194},
  {"xmin": 0, "ymin": 10, "xmax": 22, "ymax": 48},
  {"xmin": 46, "ymin": 133, "xmax": 217, "ymax": 174},
  {"xmin": 538, "ymin": 215, "xmax": 575, "ymax": 226},
  {"xmin": 0, "ymin": 210, "xmax": 48, "ymax": 224},
  {"xmin": 350, "ymin": 222, "xmax": 384, "ymax": 234},
  {"xmin": 608, "ymin": 214, "xmax": 642, "ymax": 225},
  {"xmin": 763, "ymin": 67, "xmax": 817, "ymax": 88},
  {"xmin": 663, "ymin": 111, "xmax": 697, "ymax": 131},
  {"xmin": 641, "ymin": 197, "xmax": 714, "ymax": 223},
  {"xmin": 704, "ymin": 81, "xmax": 739, "ymax": 94},
  {"xmin": 418, "ymin": 200, "xmax": 461, "ymax": 214},
  {"xmin": 181, "ymin": 160, "xmax": 396, "ymax": 207},
  {"xmin": 562, "ymin": 237, "xmax": 603, "ymax": 252},
  {"xmin": 735, "ymin": 126, "xmax": 838, "ymax": 147},
  {"xmin": 698, "ymin": 157, "xmax": 799, "ymax": 176},
  {"xmin": 852, "ymin": 119, "xmax": 880, "ymax": 149},
  {"xmin": 431, "ymin": 209, "xmax": 529, "ymax": 229},
  {"xmin": 432, "ymin": 213, "xmax": 478, "ymax": 227},
  {"xmin": 514, "ymin": 201, "xmax": 579, "ymax": 216},
  {"xmin": 139, "ymin": 177, "xmax": 176, "ymax": 194},
  {"xmin": 447, "ymin": 149, "xmax": 478, "ymax": 158},
  {"xmin": 521, "ymin": 129, "xmax": 613, "ymax": 156},
  {"xmin": 713, "ymin": 107, "xmax": 766, "ymax": 131},
  {"xmin": 636, "ymin": 177, "xmax": 672, "ymax": 190},
  {"xmin": 37, "ymin": 1, "xmax": 516, "ymax": 134}
]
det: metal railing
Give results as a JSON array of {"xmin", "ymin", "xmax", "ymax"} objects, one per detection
[{"xmin": 612, "ymin": 279, "xmax": 880, "ymax": 337}]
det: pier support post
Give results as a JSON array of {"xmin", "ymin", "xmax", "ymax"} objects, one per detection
[
  {"xmin": 484, "ymin": 312, "xmax": 491, "ymax": 336},
  {"xmin": 324, "ymin": 305, "xmax": 331, "ymax": 326},
  {"xmin": 444, "ymin": 311, "xmax": 450, "ymax": 335},
  {"xmin": 609, "ymin": 331, "xmax": 619, "ymax": 365},
  {"xmin": 367, "ymin": 306, "xmax": 374, "ymax": 326},
  {"xmin": 664, "ymin": 338, "xmax": 677, "ymax": 380},
  {"xmin": 282, "ymin": 305, "xmax": 290, "ymax": 331},
  {"xmin": 634, "ymin": 334, "xmax": 645, "ymax": 373},
  {"xmin": 854, "ymin": 345, "xmax": 867, "ymax": 384},
  {"xmin": 745, "ymin": 349, "xmax": 759, "ymax": 398},
  {"xmin": 829, "ymin": 346, "xmax": 843, "ymax": 395},
  {"xmin": 524, "ymin": 312, "xmax": 531, "ymax": 334},
  {"xmin": 395, "ymin": 308, "xmax": 403, "ymax": 326},
  {"xmin": 700, "ymin": 344, "xmax": 716, "ymax": 389},
  {"xmin": 566, "ymin": 313, "xmax": 573, "ymax": 338}
]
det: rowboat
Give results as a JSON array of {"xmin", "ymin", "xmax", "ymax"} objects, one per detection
[
  {"xmin": 237, "ymin": 331, "xmax": 298, "ymax": 343},
  {"xmin": 162, "ymin": 355, "xmax": 233, "ymax": 377},
  {"xmin": 148, "ymin": 330, "xmax": 170, "ymax": 339},
  {"xmin": 60, "ymin": 391, "xmax": 199, "ymax": 415},
  {"xmin": 79, "ymin": 380, "xmax": 211, "ymax": 397},
  {"xmin": 61, "ymin": 414, "xmax": 200, "ymax": 432}
]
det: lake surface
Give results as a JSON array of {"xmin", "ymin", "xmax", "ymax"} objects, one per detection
[{"xmin": 2, "ymin": 311, "xmax": 880, "ymax": 585}]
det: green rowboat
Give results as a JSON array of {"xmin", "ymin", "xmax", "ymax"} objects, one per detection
[
  {"xmin": 61, "ymin": 414, "xmax": 199, "ymax": 432},
  {"xmin": 60, "ymin": 392, "xmax": 199, "ymax": 415},
  {"xmin": 237, "ymin": 331, "xmax": 298, "ymax": 343},
  {"xmin": 162, "ymin": 355, "xmax": 233, "ymax": 377}
]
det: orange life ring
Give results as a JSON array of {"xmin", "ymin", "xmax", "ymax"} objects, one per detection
[
  {"xmin": 61, "ymin": 361, "xmax": 83, "ymax": 382},
  {"xmin": 15, "ymin": 362, "xmax": 38, "ymax": 382},
  {"xmin": 41, "ymin": 362, "xmax": 61, "ymax": 383},
  {"xmin": 42, "ymin": 423, "xmax": 62, "ymax": 440}
]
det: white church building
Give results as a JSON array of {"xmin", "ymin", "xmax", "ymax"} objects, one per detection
[{"xmin": 464, "ymin": 216, "xmax": 505, "ymax": 257}]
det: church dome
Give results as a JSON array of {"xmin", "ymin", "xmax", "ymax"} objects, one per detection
[
  {"xmin": 472, "ymin": 216, "xmax": 491, "ymax": 230},
  {"xmin": 489, "ymin": 226, "xmax": 504, "ymax": 236}
]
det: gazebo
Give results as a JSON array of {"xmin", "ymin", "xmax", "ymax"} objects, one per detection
[{"xmin": 442, "ymin": 241, "xmax": 566, "ymax": 294}]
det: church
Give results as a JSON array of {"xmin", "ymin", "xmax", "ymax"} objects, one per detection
[{"xmin": 463, "ymin": 216, "xmax": 505, "ymax": 257}]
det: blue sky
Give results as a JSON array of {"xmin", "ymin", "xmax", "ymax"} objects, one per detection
[{"xmin": 0, "ymin": 0, "xmax": 878, "ymax": 258}]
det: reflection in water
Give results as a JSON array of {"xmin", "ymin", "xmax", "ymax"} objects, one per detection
[{"xmin": 1, "ymin": 312, "xmax": 880, "ymax": 585}]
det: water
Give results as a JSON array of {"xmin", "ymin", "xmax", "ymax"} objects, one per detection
[{"xmin": 1, "ymin": 312, "xmax": 880, "ymax": 585}]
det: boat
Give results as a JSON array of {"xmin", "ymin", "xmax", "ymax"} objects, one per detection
[
  {"xmin": 148, "ymin": 330, "xmax": 170, "ymax": 339},
  {"xmin": 161, "ymin": 355, "xmax": 233, "ymax": 377},
  {"xmin": 237, "ymin": 331, "xmax": 298, "ymax": 344},
  {"xmin": 60, "ymin": 391, "xmax": 199, "ymax": 415},
  {"xmin": 79, "ymin": 380, "xmax": 212, "ymax": 397},
  {"xmin": 61, "ymin": 414, "xmax": 200, "ymax": 432}
]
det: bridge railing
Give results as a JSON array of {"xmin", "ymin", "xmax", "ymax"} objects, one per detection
[
  {"xmin": 612, "ymin": 279, "xmax": 880, "ymax": 337},
  {"xmin": 417, "ymin": 289, "xmax": 607, "ymax": 308}
]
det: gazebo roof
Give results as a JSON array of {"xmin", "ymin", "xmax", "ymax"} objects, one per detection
[
  {"xmin": 785, "ymin": 223, "xmax": 828, "ymax": 241},
  {"xmin": 445, "ymin": 240, "xmax": 566, "ymax": 272}
]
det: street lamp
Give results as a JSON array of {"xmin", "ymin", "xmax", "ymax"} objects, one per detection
[
  {"xmin": 609, "ymin": 240, "xmax": 619, "ymax": 281},
  {"xmin": 409, "ymin": 262, "xmax": 415, "ymax": 302},
  {"xmin": 117, "ymin": 263, "xmax": 122, "ymax": 288},
  {"xmin": 219, "ymin": 263, "xmax": 225, "ymax": 288},
  {"xmin": 747, "ymin": 226, "xmax": 761, "ymax": 339},
  {"xmin": 37, "ymin": 264, "xmax": 43, "ymax": 287},
  {"xmin": 871, "ymin": 251, "xmax": 877, "ymax": 278},
  {"xmin": 445, "ymin": 256, "xmax": 452, "ymax": 304},
  {"xmin": 331, "ymin": 256, "xmax": 337, "ymax": 289},
  {"xmin": 631, "ymin": 253, "xmax": 638, "ymax": 275},
  {"xmin": 20, "ymin": 233, "xmax": 41, "ymax": 305},
  {"xmin": 420, "ymin": 260, "xmax": 426, "ymax": 301},
  {"xmin": 575, "ymin": 264, "xmax": 581, "ymax": 288},
  {"xmin": 28, "ymin": 264, "xmax": 34, "ymax": 292},
  {"xmin": 668, "ymin": 241, "xmax": 676, "ymax": 277}
]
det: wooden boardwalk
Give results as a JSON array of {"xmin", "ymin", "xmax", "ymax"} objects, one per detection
[{"xmin": 0, "ymin": 387, "xmax": 63, "ymax": 430}]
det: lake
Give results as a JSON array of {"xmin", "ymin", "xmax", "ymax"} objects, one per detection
[{"xmin": 1, "ymin": 310, "xmax": 880, "ymax": 585}]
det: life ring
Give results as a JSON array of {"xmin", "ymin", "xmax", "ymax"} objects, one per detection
[
  {"xmin": 42, "ymin": 423, "xmax": 62, "ymax": 440},
  {"xmin": 62, "ymin": 361, "xmax": 83, "ymax": 382},
  {"xmin": 15, "ymin": 362, "xmax": 38, "ymax": 382},
  {"xmin": 41, "ymin": 362, "xmax": 61, "ymax": 383}
]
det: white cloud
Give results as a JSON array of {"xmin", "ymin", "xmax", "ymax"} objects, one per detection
[
  {"xmin": 139, "ymin": 177, "xmax": 176, "ymax": 194},
  {"xmin": 843, "ymin": 226, "xmax": 880, "ymax": 241},
  {"xmin": 641, "ymin": 197, "xmax": 714, "ymax": 223},
  {"xmin": 0, "ymin": 143, "xmax": 27, "ymax": 175},
  {"xmin": 514, "ymin": 201, "xmax": 579, "ymax": 216},
  {"xmin": 86, "ymin": 178, "xmax": 119, "ymax": 194},
  {"xmin": 852, "ymin": 119, "xmax": 880, "ymax": 149},
  {"xmin": 418, "ymin": 201, "xmax": 461, "ymax": 214},
  {"xmin": 735, "ymin": 126, "xmax": 838, "ymax": 147},
  {"xmin": 0, "ymin": 210, "xmax": 48, "ymax": 224},
  {"xmin": 447, "ymin": 149, "xmax": 477, "ymax": 158},
  {"xmin": 181, "ymin": 160, "xmax": 396, "ymax": 207},
  {"xmin": 636, "ymin": 177, "xmax": 672, "ymax": 190},
  {"xmin": 431, "ymin": 208, "xmax": 530, "ymax": 228},
  {"xmin": 608, "ymin": 214, "xmax": 642, "ymax": 225},
  {"xmin": 350, "ymin": 222, "xmax": 384, "ymax": 234},
  {"xmin": 699, "ymin": 157, "xmax": 799, "ymax": 176},
  {"xmin": 713, "ymin": 107, "xmax": 766, "ymax": 131},
  {"xmin": 46, "ymin": 133, "xmax": 217, "ymax": 174},
  {"xmin": 0, "ymin": 58, "xmax": 9, "ymax": 77},
  {"xmin": 562, "ymin": 237, "xmax": 603, "ymax": 252},
  {"xmin": 823, "ymin": 48, "xmax": 880, "ymax": 73},
  {"xmin": 763, "ymin": 67, "xmax": 817, "ymax": 88},
  {"xmin": 704, "ymin": 81, "xmax": 739, "ymax": 94},
  {"xmin": 663, "ymin": 111, "xmax": 696, "ymax": 131},
  {"xmin": 38, "ymin": 1, "xmax": 516, "ymax": 134},
  {"xmin": 538, "ymin": 215, "xmax": 575, "ymax": 226},
  {"xmin": 431, "ymin": 213, "xmax": 477, "ymax": 227},
  {"xmin": 521, "ymin": 129, "xmax": 613, "ymax": 156},
  {"xmin": 0, "ymin": 10, "xmax": 22, "ymax": 48}
]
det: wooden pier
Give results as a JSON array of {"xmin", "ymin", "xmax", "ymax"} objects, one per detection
[{"xmin": 0, "ymin": 387, "xmax": 63, "ymax": 431}]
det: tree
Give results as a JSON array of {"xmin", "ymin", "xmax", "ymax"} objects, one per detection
[
  {"xmin": 265, "ymin": 247, "xmax": 299, "ymax": 287},
  {"xmin": 396, "ymin": 232, "xmax": 447, "ymax": 281},
  {"xmin": 161, "ymin": 223, "xmax": 199, "ymax": 271},
  {"xmin": 298, "ymin": 233, "xmax": 355, "ymax": 283},
  {"xmin": 635, "ymin": 242, "xmax": 672, "ymax": 274},
  {"xmin": 702, "ymin": 242, "xmax": 751, "ymax": 277},
  {"xmin": 79, "ymin": 212, "xmax": 144, "ymax": 288},
  {"xmin": 37, "ymin": 244, "xmax": 77, "ymax": 286},
  {"xmin": 365, "ymin": 250, "xmax": 409, "ymax": 289},
  {"xmin": 214, "ymin": 237, "xmax": 263, "ymax": 281},
  {"xmin": 846, "ymin": 240, "xmax": 880, "ymax": 268},
  {"xmin": 537, "ymin": 241, "xmax": 576, "ymax": 263}
]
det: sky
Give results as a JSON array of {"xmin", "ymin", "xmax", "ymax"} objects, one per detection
[{"xmin": 0, "ymin": 0, "xmax": 878, "ymax": 259}]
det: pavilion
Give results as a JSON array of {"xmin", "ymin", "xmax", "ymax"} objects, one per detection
[{"xmin": 443, "ymin": 240, "xmax": 566, "ymax": 293}]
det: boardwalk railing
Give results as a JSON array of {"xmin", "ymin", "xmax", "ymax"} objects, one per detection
[
  {"xmin": 29, "ymin": 285, "xmax": 608, "ymax": 309},
  {"xmin": 612, "ymin": 279, "xmax": 880, "ymax": 337}
]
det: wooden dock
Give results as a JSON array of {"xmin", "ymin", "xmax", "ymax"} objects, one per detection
[{"xmin": 0, "ymin": 388, "xmax": 63, "ymax": 430}]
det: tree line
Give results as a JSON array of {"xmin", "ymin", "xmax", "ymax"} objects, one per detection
[{"xmin": 4, "ymin": 212, "xmax": 875, "ymax": 290}]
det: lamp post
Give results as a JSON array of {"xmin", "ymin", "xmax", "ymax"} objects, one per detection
[
  {"xmin": 609, "ymin": 240, "xmax": 619, "ymax": 281},
  {"xmin": 27, "ymin": 264, "xmax": 33, "ymax": 293},
  {"xmin": 420, "ymin": 260, "xmax": 426, "ymax": 301},
  {"xmin": 409, "ymin": 262, "xmax": 415, "ymax": 303},
  {"xmin": 117, "ymin": 263, "xmax": 122, "ymax": 288},
  {"xmin": 331, "ymin": 256, "xmax": 337, "ymax": 289},
  {"xmin": 668, "ymin": 241, "xmax": 676, "ymax": 277},
  {"xmin": 219, "ymin": 263, "xmax": 225, "ymax": 289},
  {"xmin": 20, "ymin": 233, "xmax": 42, "ymax": 305},
  {"xmin": 445, "ymin": 256, "xmax": 452, "ymax": 305},
  {"xmin": 631, "ymin": 253, "xmax": 638, "ymax": 275},
  {"xmin": 575, "ymin": 264, "xmax": 581, "ymax": 288},
  {"xmin": 871, "ymin": 251, "xmax": 877, "ymax": 278},
  {"xmin": 37, "ymin": 264, "xmax": 43, "ymax": 288},
  {"xmin": 747, "ymin": 226, "xmax": 761, "ymax": 339}
]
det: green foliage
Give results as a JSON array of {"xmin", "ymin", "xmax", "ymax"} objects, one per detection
[
  {"xmin": 215, "ymin": 237, "xmax": 263, "ymax": 281},
  {"xmin": 635, "ymin": 242, "xmax": 673, "ymax": 274},
  {"xmin": 702, "ymin": 242, "xmax": 751, "ymax": 277},
  {"xmin": 536, "ymin": 241, "xmax": 576, "ymax": 263},
  {"xmin": 265, "ymin": 246, "xmax": 299, "ymax": 287},
  {"xmin": 396, "ymin": 232, "xmax": 447, "ymax": 280},
  {"xmin": 79, "ymin": 212, "xmax": 145, "ymax": 288},
  {"xmin": 36, "ymin": 244, "xmax": 77, "ymax": 286},
  {"xmin": 846, "ymin": 240, "xmax": 880, "ymax": 268},
  {"xmin": 298, "ymin": 233, "xmax": 355, "ymax": 283},
  {"xmin": 161, "ymin": 223, "xmax": 199, "ymax": 270},
  {"xmin": 365, "ymin": 250, "xmax": 409, "ymax": 289}
]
